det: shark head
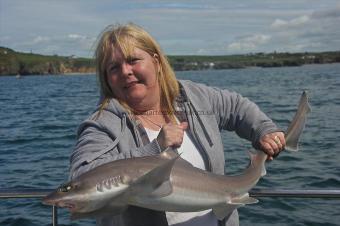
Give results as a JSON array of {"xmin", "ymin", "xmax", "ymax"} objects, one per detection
[
  {"xmin": 43, "ymin": 174, "xmax": 131, "ymax": 214},
  {"xmin": 43, "ymin": 180, "xmax": 91, "ymax": 213}
]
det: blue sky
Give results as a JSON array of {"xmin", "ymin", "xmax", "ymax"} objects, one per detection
[{"xmin": 1, "ymin": 0, "xmax": 339, "ymax": 57}]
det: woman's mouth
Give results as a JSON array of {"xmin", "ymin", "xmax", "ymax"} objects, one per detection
[{"xmin": 124, "ymin": 81, "xmax": 140, "ymax": 89}]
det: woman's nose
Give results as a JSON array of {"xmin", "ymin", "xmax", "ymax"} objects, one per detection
[{"xmin": 121, "ymin": 62, "xmax": 133, "ymax": 76}]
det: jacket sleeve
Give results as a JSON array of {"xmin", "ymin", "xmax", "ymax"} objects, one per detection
[
  {"xmin": 183, "ymin": 80, "xmax": 281, "ymax": 149},
  {"xmin": 216, "ymin": 88, "xmax": 281, "ymax": 148},
  {"xmin": 69, "ymin": 113, "xmax": 162, "ymax": 180}
]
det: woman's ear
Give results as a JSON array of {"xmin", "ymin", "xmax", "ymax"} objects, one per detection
[
  {"xmin": 153, "ymin": 53, "xmax": 161, "ymax": 73},
  {"xmin": 153, "ymin": 53, "xmax": 159, "ymax": 62}
]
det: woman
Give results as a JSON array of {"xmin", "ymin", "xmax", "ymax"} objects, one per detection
[{"xmin": 70, "ymin": 23, "xmax": 285, "ymax": 226}]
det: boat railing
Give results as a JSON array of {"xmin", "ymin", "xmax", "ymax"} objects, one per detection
[
  {"xmin": 0, "ymin": 189, "xmax": 58, "ymax": 226},
  {"xmin": 1, "ymin": 188, "xmax": 340, "ymax": 226}
]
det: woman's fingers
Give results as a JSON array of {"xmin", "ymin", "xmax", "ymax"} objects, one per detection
[
  {"xmin": 157, "ymin": 122, "xmax": 187, "ymax": 150},
  {"xmin": 259, "ymin": 132, "xmax": 286, "ymax": 160}
]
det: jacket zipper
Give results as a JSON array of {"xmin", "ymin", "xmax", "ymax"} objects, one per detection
[{"xmin": 123, "ymin": 113, "xmax": 142, "ymax": 147}]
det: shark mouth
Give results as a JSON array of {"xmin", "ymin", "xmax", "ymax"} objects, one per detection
[{"xmin": 58, "ymin": 201, "xmax": 77, "ymax": 212}]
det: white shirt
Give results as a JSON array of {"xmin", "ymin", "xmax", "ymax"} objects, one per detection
[{"xmin": 144, "ymin": 128, "xmax": 218, "ymax": 226}]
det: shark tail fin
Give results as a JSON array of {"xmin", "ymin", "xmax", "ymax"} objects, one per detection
[
  {"xmin": 248, "ymin": 150, "xmax": 267, "ymax": 177},
  {"xmin": 285, "ymin": 91, "xmax": 311, "ymax": 152}
]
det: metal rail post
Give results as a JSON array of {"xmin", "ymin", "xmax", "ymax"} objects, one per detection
[
  {"xmin": 249, "ymin": 189, "xmax": 340, "ymax": 198},
  {"xmin": 52, "ymin": 205, "xmax": 58, "ymax": 226}
]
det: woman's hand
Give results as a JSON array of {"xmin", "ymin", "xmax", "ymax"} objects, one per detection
[
  {"xmin": 156, "ymin": 122, "xmax": 188, "ymax": 151},
  {"xmin": 258, "ymin": 131, "xmax": 286, "ymax": 161}
]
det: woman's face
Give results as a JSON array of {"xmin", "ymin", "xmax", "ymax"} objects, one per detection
[{"xmin": 106, "ymin": 46, "xmax": 161, "ymax": 111}]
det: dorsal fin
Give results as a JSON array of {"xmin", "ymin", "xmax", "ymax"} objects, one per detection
[
  {"xmin": 160, "ymin": 147, "xmax": 179, "ymax": 159},
  {"xmin": 128, "ymin": 152, "xmax": 179, "ymax": 198}
]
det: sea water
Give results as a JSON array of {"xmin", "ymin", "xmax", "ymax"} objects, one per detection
[{"xmin": 1, "ymin": 63, "xmax": 339, "ymax": 226}]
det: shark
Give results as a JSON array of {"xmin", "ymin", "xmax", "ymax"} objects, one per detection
[{"xmin": 43, "ymin": 91, "xmax": 311, "ymax": 220}]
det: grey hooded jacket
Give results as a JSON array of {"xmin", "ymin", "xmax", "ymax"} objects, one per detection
[{"xmin": 70, "ymin": 80, "xmax": 280, "ymax": 226}]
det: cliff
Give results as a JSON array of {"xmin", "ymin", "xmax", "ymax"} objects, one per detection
[
  {"xmin": 1, "ymin": 46, "xmax": 340, "ymax": 76},
  {"xmin": 168, "ymin": 52, "xmax": 340, "ymax": 71},
  {"xmin": 0, "ymin": 47, "xmax": 95, "ymax": 75}
]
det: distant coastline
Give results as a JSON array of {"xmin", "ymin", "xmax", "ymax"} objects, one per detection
[{"xmin": 1, "ymin": 46, "xmax": 340, "ymax": 76}]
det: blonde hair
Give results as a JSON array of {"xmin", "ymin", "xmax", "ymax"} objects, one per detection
[{"xmin": 95, "ymin": 23, "xmax": 179, "ymax": 121}]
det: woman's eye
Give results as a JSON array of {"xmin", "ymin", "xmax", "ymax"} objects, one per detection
[
  {"xmin": 128, "ymin": 58, "xmax": 140, "ymax": 64},
  {"xmin": 108, "ymin": 65, "xmax": 118, "ymax": 72}
]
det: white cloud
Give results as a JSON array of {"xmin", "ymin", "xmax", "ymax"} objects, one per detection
[
  {"xmin": 271, "ymin": 15, "xmax": 310, "ymax": 29},
  {"xmin": 1, "ymin": 0, "xmax": 339, "ymax": 55},
  {"xmin": 266, "ymin": 5, "xmax": 340, "ymax": 53},
  {"xmin": 227, "ymin": 34, "xmax": 271, "ymax": 52},
  {"xmin": 68, "ymin": 34, "xmax": 87, "ymax": 40},
  {"xmin": 32, "ymin": 36, "xmax": 50, "ymax": 44},
  {"xmin": 4, "ymin": 34, "xmax": 96, "ymax": 57},
  {"xmin": 271, "ymin": 19, "xmax": 287, "ymax": 28}
]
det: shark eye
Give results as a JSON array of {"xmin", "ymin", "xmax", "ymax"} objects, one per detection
[{"xmin": 58, "ymin": 183, "xmax": 73, "ymax": 192}]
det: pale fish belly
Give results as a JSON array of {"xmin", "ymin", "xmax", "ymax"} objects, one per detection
[{"xmin": 132, "ymin": 186, "xmax": 225, "ymax": 212}]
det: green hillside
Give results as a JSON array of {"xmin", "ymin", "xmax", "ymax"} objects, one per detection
[
  {"xmin": 168, "ymin": 51, "xmax": 340, "ymax": 71},
  {"xmin": 1, "ymin": 46, "xmax": 340, "ymax": 76},
  {"xmin": 0, "ymin": 47, "xmax": 94, "ymax": 75}
]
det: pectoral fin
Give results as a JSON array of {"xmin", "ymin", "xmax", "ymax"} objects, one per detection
[
  {"xmin": 213, "ymin": 204, "xmax": 240, "ymax": 220},
  {"xmin": 213, "ymin": 194, "xmax": 258, "ymax": 220},
  {"xmin": 128, "ymin": 153, "xmax": 179, "ymax": 198},
  {"xmin": 229, "ymin": 194, "xmax": 258, "ymax": 205}
]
